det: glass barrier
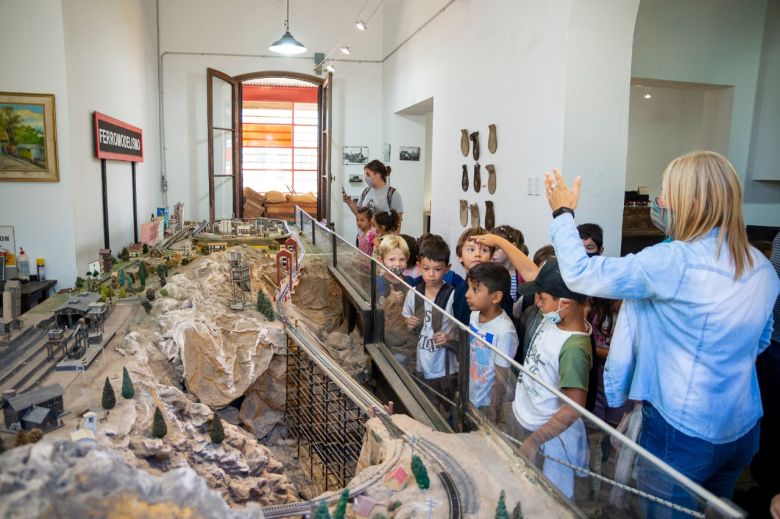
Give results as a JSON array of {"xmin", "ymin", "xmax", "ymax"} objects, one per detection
[{"xmin": 288, "ymin": 206, "xmax": 746, "ymax": 519}]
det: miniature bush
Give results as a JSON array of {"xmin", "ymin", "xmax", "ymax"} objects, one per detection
[
  {"xmin": 313, "ymin": 502, "xmax": 331, "ymax": 519},
  {"xmin": 27, "ymin": 428, "xmax": 43, "ymax": 443},
  {"xmin": 15, "ymin": 429, "xmax": 28, "ymax": 447},
  {"xmin": 102, "ymin": 377, "xmax": 116, "ymax": 409},
  {"xmin": 152, "ymin": 407, "xmax": 167, "ymax": 438},
  {"xmin": 118, "ymin": 287, "xmax": 127, "ymax": 298},
  {"xmin": 256, "ymin": 291, "xmax": 275, "ymax": 321},
  {"xmin": 146, "ymin": 288, "xmax": 156, "ymax": 300},
  {"xmin": 141, "ymin": 299, "xmax": 153, "ymax": 313},
  {"xmin": 75, "ymin": 277, "xmax": 85, "ymax": 289},
  {"xmin": 159, "ymin": 288, "xmax": 169, "ymax": 298},
  {"xmin": 119, "ymin": 247, "xmax": 129, "ymax": 262},
  {"xmin": 511, "ymin": 502, "xmax": 523, "ymax": 519},
  {"xmin": 411, "ymin": 454, "xmax": 430, "ymax": 490},
  {"xmin": 142, "ymin": 243, "xmax": 149, "ymax": 254},
  {"xmin": 122, "ymin": 367, "xmax": 135, "ymax": 399},
  {"xmin": 495, "ymin": 490, "xmax": 509, "ymax": 519},
  {"xmin": 389, "ymin": 501, "xmax": 402, "ymax": 512},
  {"xmin": 209, "ymin": 414, "xmax": 225, "ymax": 444},
  {"xmin": 333, "ymin": 489, "xmax": 349, "ymax": 519},
  {"xmin": 181, "ymin": 258, "xmax": 190, "ymax": 265}
]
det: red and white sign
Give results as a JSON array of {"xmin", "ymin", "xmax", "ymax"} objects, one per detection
[{"xmin": 93, "ymin": 111, "xmax": 143, "ymax": 162}]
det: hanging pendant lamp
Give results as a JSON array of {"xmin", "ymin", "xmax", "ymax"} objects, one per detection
[{"xmin": 269, "ymin": 0, "xmax": 307, "ymax": 55}]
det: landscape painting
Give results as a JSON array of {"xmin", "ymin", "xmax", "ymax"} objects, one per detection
[{"xmin": 0, "ymin": 92, "xmax": 59, "ymax": 182}]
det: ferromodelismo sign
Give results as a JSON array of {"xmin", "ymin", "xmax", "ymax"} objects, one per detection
[{"xmin": 93, "ymin": 111, "xmax": 143, "ymax": 162}]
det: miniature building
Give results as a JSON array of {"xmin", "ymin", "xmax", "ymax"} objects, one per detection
[
  {"xmin": 353, "ymin": 495, "xmax": 388, "ymax": 519},
  {"xmin": 99, "ymin": 248, "xmax": 113, "ymax": 275},
  {"xmin": 54, "ymin": 291, "xmax": 102, "ymax": 328},
  {"xmin": 284, "ymin": 237, "xmax": 299, "ymax": 266},
  {"xmin": 3, "ymin": 384, "xmax": 64, "ymax": 431},
  {"xmin": 140, "ymin": 217, "xmax": 164, "ymax": 246},
  {"xmin": 149, "ymin": 247, "xmax": 164, "ymax": 259},
  {"xmin": 217, "ymin": 220, "xmax": 233, "ymax": 235},
  {"xmin": 1, "ymin": 279, "xmax": 22, "ymax": 333},
  {"xmin": 236, "ymin": 223, "xmax": 253, "ymax": 235},
  {"xmin": 170, "ymin": 239, "xmax": 193, "ymax": 257},
  {"xmin": 228, "ymin": 251, "xmax": 251, "ymax": 311},
  {"xmin": 384, "ymin": 465, "xmax": 410, "ymax": 491},
  {"xmin": 83, "ymin": 411, "xmax": 97, "ymax": 433},
  {"xmin": 70, "ymin": 428, "xmax": 96, "ymax": 444},
  {"xmin": 172, "ymin": 202, "xmax": 184, "ymax": 232},
  {"xmin": 276, "ymin": 249, "xmax": 293, "ymax": 287},
  {"xmin": 128, "ymin": 243, "xmax": 144, "ymax": 258},
  {"xmin": 203, "ymin": 241, "xmax": 227, "ymax": 253},
  {"xmin": 46, "ymin": 329, "xmax": 67, "ymax": 361}
]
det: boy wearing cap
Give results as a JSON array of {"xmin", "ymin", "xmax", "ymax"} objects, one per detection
[{"xmin": 510, "ymin": 258, "xmax": 592, "ymax": 498}]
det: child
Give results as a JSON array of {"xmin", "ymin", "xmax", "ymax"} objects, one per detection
[
  {"xmin": 465, "ymin": 262, "xmax": 520, "ymax": 422},
  {"xmin": 509, "ymin": 259, "xmax": 592, "ymax": 499},
  {"xmin": 491, "ymin": 225, "xmax": 526, "ymax": 304},
  {"xmin": 402, "ymin": 235, "xmax": 458, "ymax": 392},
  {"xmin": 376, "ymin": 235, "xmax": 415, "ymax": 298},
  {"xmin": 372, "ymin": 210, "xmax": 401, "ymax": 257},
  {"xmin": 413, "ymin": 233, "xmax": 464, "ymax": 287},
  {"xmin": 451, "ymin": 227, "xmax": 512, "ymax": 326},
  {"xmin": 518, "ymin": 244, "xmax": 556, "ymax": 363},
  {"xmin": 401, "ymin": 234, "xmax": 419, "ymax": 278},
  {"xmin": 355, "ymin": 206, "xmax": 376, "ymax": 256}
]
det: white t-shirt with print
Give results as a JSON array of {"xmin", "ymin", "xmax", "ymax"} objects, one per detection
[
  {"xmin": 513, "ymin": 319, "xmax": 591, "ymax": 430},
  {"xmin": 402, "ymin": 288, "xmax": 457, "ymax": 379},
  {"xmin": 468, "ymin": 310, "xmax": 519, "ymax": 408}
]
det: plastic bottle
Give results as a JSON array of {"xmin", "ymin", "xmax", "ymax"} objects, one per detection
[
  {"xmin": 17, "ymin": 247, "xmax": 30, "ymax": 281},
  {"xmin": 36, "ymin": 258, "xmax": 46, "ymax": 281}
]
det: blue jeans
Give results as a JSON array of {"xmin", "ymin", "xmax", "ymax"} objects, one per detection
[{"xmin": 636, "ymin": 403, "xmax": 760, "ymax": 518}]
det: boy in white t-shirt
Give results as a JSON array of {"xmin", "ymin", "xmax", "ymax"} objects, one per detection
[
  {"xmin": 510, "ymin": 259, "xmax": 592, "ymax": 499},
  {"xmin": 402, "ymin": 235, "xmax": 458, "ymax": 392},
  {"xmin": 464, "ymin": 262, "xmax": 519, "ymax": 421}
]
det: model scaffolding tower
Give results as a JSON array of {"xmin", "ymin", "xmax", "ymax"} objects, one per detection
[{"xmin": 228, "ymin": 251, "xmax": 251, "ymax": 310}]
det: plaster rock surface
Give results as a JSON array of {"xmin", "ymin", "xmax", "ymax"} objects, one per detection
[{"xmin": 0, "ymin": 441, "xmax": 263, "ymax": 518}]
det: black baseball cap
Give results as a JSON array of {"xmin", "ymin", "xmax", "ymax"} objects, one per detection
[{"xmin": 516, "ymin": 258, "xmax": 585, "ymax": 300}]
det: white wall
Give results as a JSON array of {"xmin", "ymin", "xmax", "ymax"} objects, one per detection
[
  {"xmin": 158, "ymin": 0, "xmax": 385, "ymax": 240},
  {"xmin": 0, "ymin": 0, "xmax": 77, "ymax": 287},
  {"xmin": 382, "ymin": 0, "xmax": 639, "ymax": 266},
  {"xmin": 62, "ymin": 0, "xmax": 162, "ymax": 272},
  {"xmin": 744, "ymin": 0, "xmax": 780, "ymax": 222},
  {"xmin": 626, "ymin": 85, "xmax": 732, "ymax": 197},
  {"xmin": 631, "ymin": 0, "xmax": 776, "ymax": 225}
]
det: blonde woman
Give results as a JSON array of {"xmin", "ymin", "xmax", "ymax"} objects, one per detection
[{"xmin": 543, "ymin": 151, "xmax": 779, "ymax": 513}]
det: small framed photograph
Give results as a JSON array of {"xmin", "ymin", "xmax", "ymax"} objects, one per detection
[
  {"xmin": 383, "ymin": 143, "xmax": 391, "ymax": 163},
  {"xmin": 343, "ymin": 146, "xmax": 369, "ymax": 165},
  {"xmin": 399, "ymin": 146, "xmax": 420, "ymax": 161}
]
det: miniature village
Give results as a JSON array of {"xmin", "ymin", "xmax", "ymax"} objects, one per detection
[{"xmin": 0, "ymin": 205, "xmax": 573, "ymax": 519}]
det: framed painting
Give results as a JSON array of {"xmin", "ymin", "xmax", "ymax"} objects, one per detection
[{"xmin": 0, "ymin": 92, "xmax": 59, "ymax": 182}]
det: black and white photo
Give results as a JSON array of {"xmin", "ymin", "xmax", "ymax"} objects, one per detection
[
  {"xmin": 399, "ymin": 146, "xmax": 421, "ymax": 161},
  {"xmin": 383, "ymin": 143, "xmax": 391, "ymax": 162},
  {"xmin": 343, "ymin": 146, "xmax": 369, "ymax": 164}
]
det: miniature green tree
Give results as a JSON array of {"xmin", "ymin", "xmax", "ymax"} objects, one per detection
[
  {"xmin": 162, "ymin": 264, "xmax": 170, "ymax": 277},
  {"xmin": 127, "ymin": 272, "xmax": 135, "ymax": 286},
  {"xmin": 510, "ymin": 501, "xmax": 523, "ymax": 519},
  {"xmin": 102, "ymin": 377, "xmax": 116, "ymax": 409},
  {"xmin": 117, "ymin": 269, "xmax": 125, "ymax": 287},
  {"xmin": 105, "ymin": 285, "xmax": 115, "ymax": 303},
  {"xmin": 142, "ymin": 243, "xmax": 149, "ymax": 254},
  {"xmin": 495, "ymin": 490, "xmax": 509, "ymax": 519},
  {"xmin": 119, "ymin": 246, "xmax": 129, "ymax": 262},
  {"xmin": 209, "ymin": 414, "xmax": 225, "ymax": 444},
  {"xmin": 256, "ymin": 291, "xmax": 275, "ymax": 321},
  {"xmin": 333, "ymin": 489, "xmax": 349, "ymax": 519},
  {"xmin": 313, "ymin": 501, "xmax": 331, "ymax": 519},
  {"xmin": 75, "ymin": 276, "xmax": 85, "ymax": 289},
  {"xmin": 156, "ymin": 264, "xmax": 167, "ymax": 286},
  {"xmin": 152, "ymin": 407, "xmax": 167, "ymax": 438},
  {"xmin": 139, "ymin": 262, "xmax": 148, "ymax": 287},
  {"xmin": 411, "ymin": 454, "xmax": 430, "ymax": 490},
  {"xmin": 118, "ymin": 287, "xmax": 127, "ymax": 298},
  {"xmin": 122, "ymin": 367, "xmax": 135, "ymax": 399}
]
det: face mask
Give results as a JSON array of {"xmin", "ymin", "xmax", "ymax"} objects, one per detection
[
  {"xmin": 388, "ymin": 266, "xmax": 404, "ymax": 277},
  {"xmin": 364, "ymin": 175, "xmax": 375, "ymax": 188},
  {"xmin": 543, "ymin": 300, "xmax": 564, "ymax": 324},
  {"xmin": 650, "ymin": 197, "xmax": 672, "ymax": 235},
  {"xmin": 586, "ymin": 251, "xmax": 600, "ymax": 258}
]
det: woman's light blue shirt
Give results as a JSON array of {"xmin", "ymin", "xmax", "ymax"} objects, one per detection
[{"xmin": 550, "ymin": 214, "xmax": 779, "ymax": 443}]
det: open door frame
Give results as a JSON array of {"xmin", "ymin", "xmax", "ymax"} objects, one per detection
[{"xmin": 207, "ymin": 69, "xmax": 332, "ymax": 223}]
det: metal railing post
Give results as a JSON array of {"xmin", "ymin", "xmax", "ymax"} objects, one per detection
[
  {"xmin": 368, "ymin": 260, "xmax": 377, "ymax": 343},
  {"xmin": 311, "ymin": 219, "xmax": 316, "ymax": 245},
  {"xmin": 331, "ymin": 231, "xmax": 337, "ymax": 268},
  {"xmin": 456, "ymin": 328, "xmax": 470, "ymax": 433}
]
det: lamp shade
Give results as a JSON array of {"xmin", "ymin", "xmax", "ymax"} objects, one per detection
[{"xmin": 269, "ymin": 30, "xmax": 307, "ymax": 55}]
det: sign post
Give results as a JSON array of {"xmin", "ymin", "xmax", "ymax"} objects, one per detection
[{"xmin": 93, "ymin": 112, "xmax": 143, "ymax": 249}]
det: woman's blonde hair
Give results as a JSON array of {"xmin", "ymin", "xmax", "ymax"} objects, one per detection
[
  {"xmin": 378, "ymin": 235, "xmax": 409, "ymax": 260},
  {"xmin": 661, "ymin": 150, "xmax": 753, "ymax": 279}
]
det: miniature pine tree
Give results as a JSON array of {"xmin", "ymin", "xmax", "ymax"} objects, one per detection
[
  {"xmin": 15, "ymin": 429, "xmax": 28, "ymax": 447},
  {"xmin": 102, "ymin": 377, "xmax": 116, "ymax": 409},
  {"xmin": 143, "ymin": 243, "xmax": 149, "ymax": 254},
  {"xmin": 313, "ymin": 501, "xmax": 331, "ymax": 519},
  {"xmin": 333, "ymin": 489, "xmax": 349, "ymax": 519},
  {"xmin": 122, "ymin": 367, "xmax": 135, "ymax": 399},
  {"xmin": 75, "ymin": 277, "xmax": 85, "ymax": 289},
  {"xmin": 209, "ymin": 414, "xmax": 225, "ymax": 444},
  {"xmin": 510, "ymin": 502, "xmax": 523, "ymax": 519},
  {"xmin": 152, "ymin": 407, "xmax": 167, "ymax": 438},
  {"xmin": 119, "ymin": 246, "xmax": 129, "ymax": 262},
  {"xmin": 256, "ymin": 291, "xmax": 275, "ymax": 321},
  {"xmin": 139, "ymin": 262, "xmax": 148, "ymax": 287},
  {"xmin": 27, "ymin": 428, "xmax": 43, "ymax": 443},
  {"xmin": 495, "ymin": 490, "xmax": 509, "ymax": 519},
  {"xmin": 411, "ymin": 454, "xmax": 430, "ymax": 490}
]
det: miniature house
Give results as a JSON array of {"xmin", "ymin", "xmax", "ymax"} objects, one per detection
[
  {"xmin": 353, "ymin": 495, "xmax": 388, "ymax": 519},
  {"xmin": 128, "ymin": 243, "xmax": 144, "ymax": 258},
  {"xmin": 2, "ymin": 384, "xmax": 64, "ymax": 432},
  {"xmin": 384, "ymin": 465, "xmax": 410, "ymax": 491},
  {"xmin": 276, "ymin": 249, "xmax": 293, "ymax": 287}
]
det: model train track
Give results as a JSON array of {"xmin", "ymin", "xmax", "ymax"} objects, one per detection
[{"xmin": 0, "ymin": 327, "xmax": 48, "ymax": 387}]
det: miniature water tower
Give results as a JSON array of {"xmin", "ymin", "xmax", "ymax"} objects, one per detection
[{"xmin": 228, "ymin": 251, "xmax": 251, "ymax": 310}]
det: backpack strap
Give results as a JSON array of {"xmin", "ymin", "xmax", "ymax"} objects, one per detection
[
  {"xmin": 413, "ymin": 278, "xmax": 426, "ymax": 322},
  {"xmin": 358, "ymin": 186, "xmax": 371, "ymax": 207},
  {"xmin": 431, "ymin": 283, "xmax": 455, "ymax": 333},
  {"xmin": 386, "ymin": 186, "xmax": 397, "ymax": 209}
]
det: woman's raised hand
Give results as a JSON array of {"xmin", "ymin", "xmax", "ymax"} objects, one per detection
[{"xmin": 544, "ymin": 168, "xmax": 582, "ymax": 212}]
